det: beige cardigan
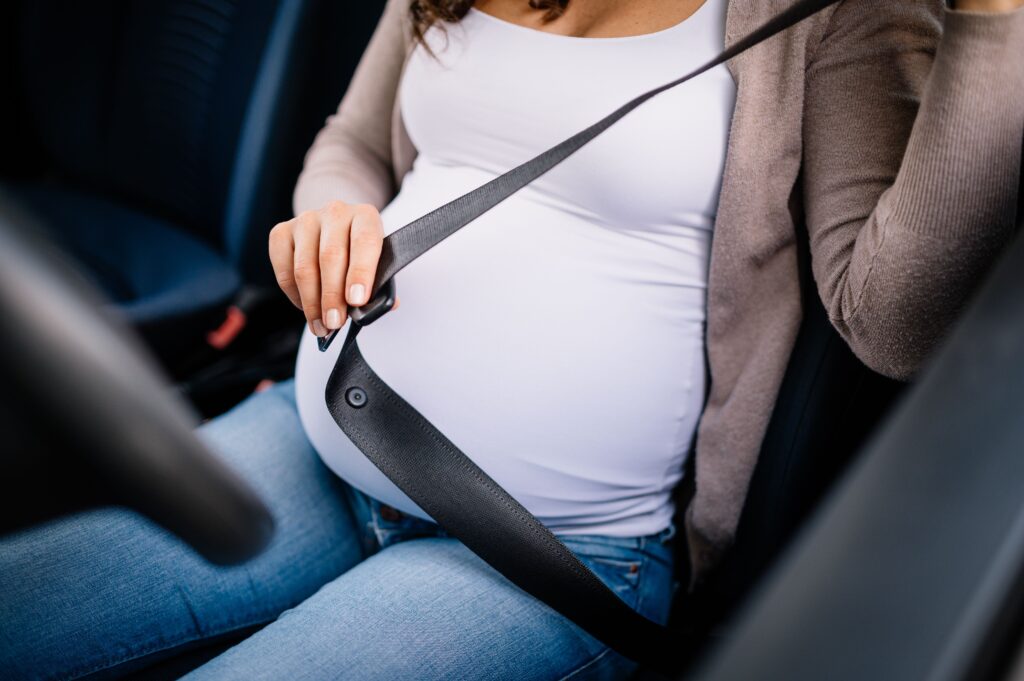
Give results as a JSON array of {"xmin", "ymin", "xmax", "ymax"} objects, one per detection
[{"xmin": 294, "ymin": 0, "xmax": 1024, "ymax": 584}]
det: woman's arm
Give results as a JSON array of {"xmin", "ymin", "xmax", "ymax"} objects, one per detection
[
  {"xmin": 292, "ymin": 0, "xmax": 410, "ymax": 214},
  {"xmin": 272, "ymin": 0, "xmax": 409, "ymax": 336},
  {"xmin": 801, "ymin": 0, "xmax": 1024, "ymax": 380}
]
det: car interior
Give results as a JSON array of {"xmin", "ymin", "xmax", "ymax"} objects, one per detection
[
  {"xmin": 1, "ymin": 1, "xmax": 1023, "ymax": 679},
  {"xmin": 0, "ymin": 0, "xmax": 385, "ymax": 413}
]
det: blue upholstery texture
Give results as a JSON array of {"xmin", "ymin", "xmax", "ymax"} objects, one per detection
[
  {"xmin": 1, "ymin": 1, "xmax": 384, "ymax": 355},
  {"xmin": 14, "ymin": 1, "xmax": 282, "ymax": 244},
  {"xmin": 13, "ymin": 185, "xmax": 240, "ymax": 324}
]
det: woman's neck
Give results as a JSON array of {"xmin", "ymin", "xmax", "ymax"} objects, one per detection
[{"xmin": 472, "ymin": 0, "xmax": 710, "ymax": 39}]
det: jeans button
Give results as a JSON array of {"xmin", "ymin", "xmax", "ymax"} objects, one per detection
[{"xmin": 379, "ymin": 505, "xmax": 402, "ymax": 522}]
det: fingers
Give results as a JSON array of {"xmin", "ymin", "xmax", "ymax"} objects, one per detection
[
  {"xmin": 268, "ymin": 201, "xmax": 396, "ymax": 337},
  {"xmin": 291, "ymin": 211, "xmax": 326, "ymax": 336},
  {"xmin": 345, "ymin": 205, "xmax": 385, "ymax": 308},
  {"xmin": 319, "ymin": 202, "xmax": 353, "ymax": 330},
  {"xmin": 269, "ymin": 221, "xmax": 301, "ymax": 310}
]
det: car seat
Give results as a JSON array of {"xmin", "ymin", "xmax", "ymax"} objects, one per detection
[{"xmin": 0, "ymin": 0, "xmax": 383, "ymax": 364}]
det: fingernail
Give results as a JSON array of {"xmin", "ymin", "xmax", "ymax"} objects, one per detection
[
  {"xmin": 349, "ymin": 283, "xmax": 366, "ymax": 306},
  {"xmin": 311, "ymin": 319, "xmax": 328, "ymax": 337},
  {"xmin": 325, "ymin": 308, "xmax": 342, "ymax": 329}
]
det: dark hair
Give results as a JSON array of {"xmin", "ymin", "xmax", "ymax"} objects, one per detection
[{"xmin": 410, "ymin": 0, "xmax": 569, "ymax": 43}]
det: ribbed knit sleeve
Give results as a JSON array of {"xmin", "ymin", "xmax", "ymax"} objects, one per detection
[
  {"xmin": 801, "ymin": 1, "xmax": 1024, "ymax": 379},
  {"xmin": 292, "ymin": 0, "xmax": 409, "ymax": 215}
]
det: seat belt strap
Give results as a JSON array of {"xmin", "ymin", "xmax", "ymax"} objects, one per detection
[
  {"xmin": 322, "ymin": 0, "xmax": 843, "ymax": 674},
  {"xmin": 327, "ymin": 326, "xmax": 679, "ymax": 666}
]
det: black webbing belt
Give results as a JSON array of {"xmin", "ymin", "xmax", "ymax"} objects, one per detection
[{"xmin": 319, "ymin": 0, "xmax": 842, "ymax": 674}]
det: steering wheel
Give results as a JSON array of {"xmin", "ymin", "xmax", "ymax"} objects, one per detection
[{"xmin": 0, "ymin": 195, "xmax": 274, "ymax": 564}]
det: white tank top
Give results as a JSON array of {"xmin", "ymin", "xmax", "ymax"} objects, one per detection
[{"xmin": 295, "ymin": 0, "xmax": 735, "ymax": 537}]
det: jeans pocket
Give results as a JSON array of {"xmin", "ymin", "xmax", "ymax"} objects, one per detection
[{"xmin": 579, "ymin": 555, "xmax": 643, "ymax": 599}]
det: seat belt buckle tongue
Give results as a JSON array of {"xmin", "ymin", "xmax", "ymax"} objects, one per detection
[
  {"xmin": 350, "ymin": 278, "xmax": 397, "ymax": 328},
  {"xmin": 317, "ymin": 279, "xmax": 398, "ymax": 352}
]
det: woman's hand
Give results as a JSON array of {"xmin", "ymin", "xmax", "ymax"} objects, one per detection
[
  {"xmin": 954, "ymin": 0, "xmax": 1024, "ymax": 12},
  {"xmin": 269, "ymin": 201, "xmax": 398, "ymax": 336}
]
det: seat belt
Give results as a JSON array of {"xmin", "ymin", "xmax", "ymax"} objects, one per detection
[{"xmin": 320, "ymin": 0, "xmax": 842, "ymax": 673}]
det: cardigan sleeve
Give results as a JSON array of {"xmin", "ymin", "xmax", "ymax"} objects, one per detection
[
  {"xmin": 292, "ymin": 0, "xmax": 410, "ymax": 215},
  {"xmin": 801, "ymin": 0, "xmax": 1024, "ymax": 380}
]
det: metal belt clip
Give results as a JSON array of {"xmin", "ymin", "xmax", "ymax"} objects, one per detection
[{"xmin": 317, "ymin": 278, "xmax": 397, "ymax": 352}]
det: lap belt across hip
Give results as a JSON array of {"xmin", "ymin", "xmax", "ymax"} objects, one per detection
[{"xmin": 320, "ymin": 0, "xmax": 841, "ymax": 673}]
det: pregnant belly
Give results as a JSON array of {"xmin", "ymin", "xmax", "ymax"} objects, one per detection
[{"xmin": 293, "ymin": 165, "xmax": 710, "ymax": 535}]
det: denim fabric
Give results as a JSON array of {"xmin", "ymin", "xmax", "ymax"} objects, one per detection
[{"xmin": 0, "ymin": 380, "xmax": 676, "ymax": 680}]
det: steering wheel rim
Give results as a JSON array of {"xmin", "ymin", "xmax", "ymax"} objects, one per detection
[{"xmin": 0, "ymin": 194, "xmax": 274, "ymax": 564}]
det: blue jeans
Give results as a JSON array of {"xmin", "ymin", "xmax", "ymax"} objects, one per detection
[{"xmin": 0, "ymin": 381, "xmax": 676, "ymax": 680}]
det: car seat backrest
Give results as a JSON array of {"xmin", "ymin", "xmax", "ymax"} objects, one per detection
[
  {"xmin": 15, "ymin": 1, "xmax": 288, "ymax": 246},
  {"xmin": 11, "ymin": 1, "xmax": 385, "ymax": 283}
]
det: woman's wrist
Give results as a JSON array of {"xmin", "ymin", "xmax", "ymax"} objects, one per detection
[{"xmin": 953, "ymin": 0, "xmax": 1024, "ymax": 13}]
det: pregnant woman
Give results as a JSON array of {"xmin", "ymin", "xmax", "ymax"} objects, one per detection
[{"xmin": 2, "ymin": 0, "xmax": 1022, "ymax": 679}]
